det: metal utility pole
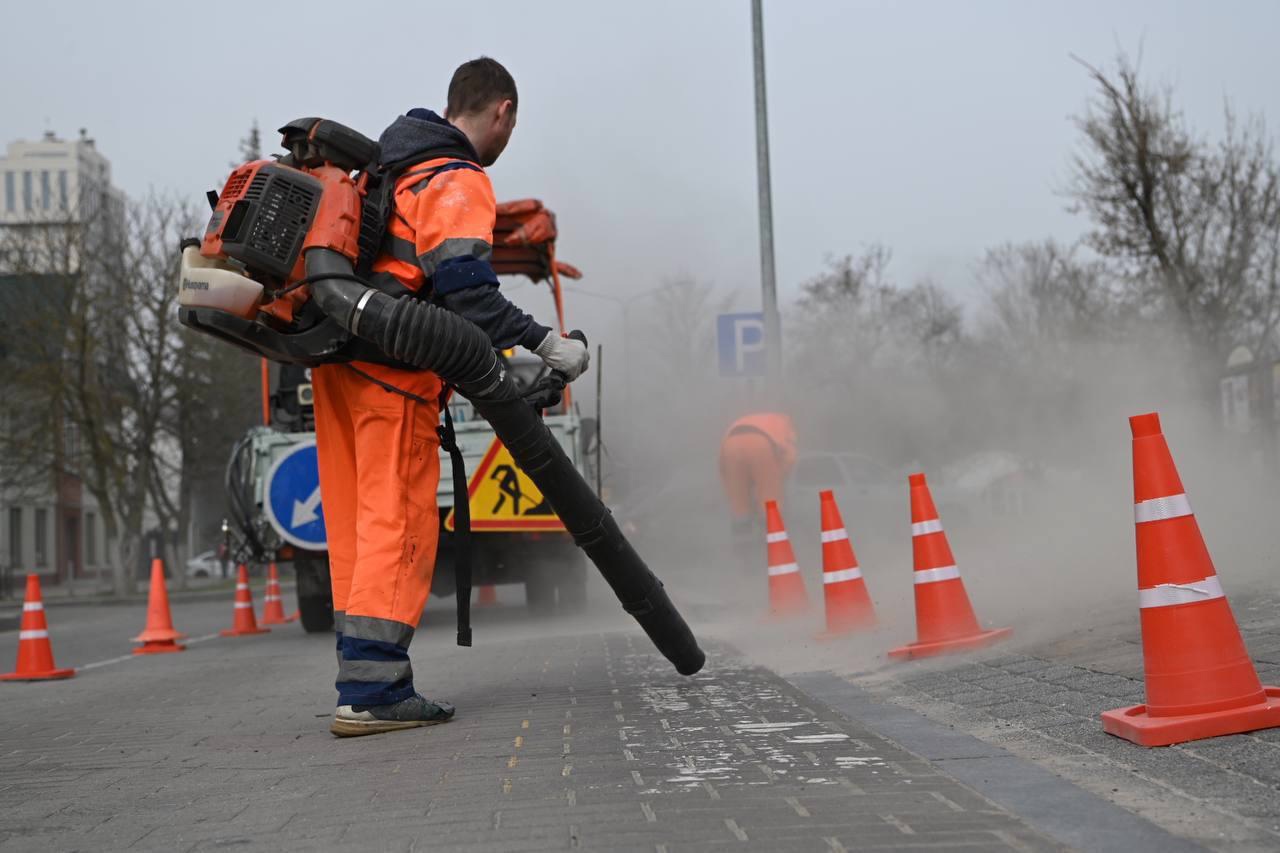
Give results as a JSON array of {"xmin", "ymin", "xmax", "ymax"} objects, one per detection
[{"xmin": 751, "ymin": 0, "xmax": 782, "ymax": 377}]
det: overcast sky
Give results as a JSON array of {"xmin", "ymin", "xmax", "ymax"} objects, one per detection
[{"xmin": 4, "ymin": 0, "xmax": 1279, "ymax": 338}]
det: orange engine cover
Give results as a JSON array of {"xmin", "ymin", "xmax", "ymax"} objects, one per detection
[{"xmin": 202, "ymin": 161, "xmax": 363, "ymax": 286}]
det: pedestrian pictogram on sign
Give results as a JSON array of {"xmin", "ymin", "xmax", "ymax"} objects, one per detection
[{"xmin": 444, "ymin": 439, "xmax": 565, "ymax": 532}]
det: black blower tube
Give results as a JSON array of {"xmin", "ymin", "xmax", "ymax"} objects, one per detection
[{"xmin": 307, "ymin": 249, "xmax": 706, "ymax": 676}]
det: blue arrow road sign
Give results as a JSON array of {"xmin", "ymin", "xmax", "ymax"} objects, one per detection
[
  {"xmin": 263, "ymin": 440, "xmax": 328, "ymax": 551},
  {"xmin": 717, "ymin": 312, "xmax": 767, "ymax": 377}
]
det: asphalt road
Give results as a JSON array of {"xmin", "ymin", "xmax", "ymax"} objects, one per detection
[{"xmin": 3, "ymin": 573, "xmax": 1266, "ymax": 852}]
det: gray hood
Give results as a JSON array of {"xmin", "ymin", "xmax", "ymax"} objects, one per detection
[{"xmin": 377, "ymin": 110, "xmax": 480, "ymax": 167}]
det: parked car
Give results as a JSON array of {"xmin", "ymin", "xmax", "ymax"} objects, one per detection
[{"xmin": 185, "ymin": 549, "xmax": 223, "ymax": 578}]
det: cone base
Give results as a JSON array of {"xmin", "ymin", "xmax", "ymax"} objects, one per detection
[
  {"xmin": 133, "ymin": 641, "xmax": 186, "ymax": 655},
  {"xmin": 260, "ymin": 616, "xmax": 290, "ymax": 626},
  {"xmin": 133, "ymin": 630, "xmax": 184, "ymax": 644},
  {"xmin": 219, "ymin": 627, "xmax": 270, "ymax": 637},
  {"xmin": 0, "ymin": 667, "xmax": 75, "ymax": 681},
  {"xmin": 888, "ymin": 626, "xmax": 1012, "ymax": 661},
  {"xmin": 1101, "ymin": 686, "xmax": 1280, "ymax": 747}
]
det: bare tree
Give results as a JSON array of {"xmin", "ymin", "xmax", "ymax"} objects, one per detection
[
  {"xmin": 236, "ymin": 120, "xmax": 262, "ymax": 165},
  {"xmin": 1, "ymin": 191, "xmax": 256, "ymax": 594},
  {"xmin": 977, "ymin": 240, "xmax": 1122, "ymax": 353},
  {"xmin": 786, "ymin": 247, "xmax": 965, "ymax": 462},
  {"xmin": 1071, "ymin": 54, "xmax": 1280, "ymax": 369},
  {"xmin": 791, "ymin": 247, "xmax": 963, "ymax": 379}
]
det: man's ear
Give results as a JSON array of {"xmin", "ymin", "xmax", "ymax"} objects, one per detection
[{"xmin": 495, "ymin": 98, "xmax": 515, "ymax": 124}]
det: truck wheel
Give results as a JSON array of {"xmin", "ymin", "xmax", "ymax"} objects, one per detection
[
  {"xmin": 294, "ymin": 556, "xmax": 334, "ymax": 633},
  {"xmin": 525, "ymin": 563, "xmax": 557, "ymax": 618},
  {"xmin": 557, "ymin": 555, "xmax": 588, "ymax": 615}
]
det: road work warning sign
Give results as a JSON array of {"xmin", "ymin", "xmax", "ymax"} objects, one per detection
[{"xmin": 444, "ymin": 438, "xmax": 566, "ymax": 532}]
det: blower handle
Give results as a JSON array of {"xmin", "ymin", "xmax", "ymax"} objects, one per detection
[{"xmin": 525, "ymin": 330, "xmax": 588, "ymax": 410}]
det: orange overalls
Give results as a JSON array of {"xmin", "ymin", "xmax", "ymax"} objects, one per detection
[
  {"xmin": 313, "ymin": 149, "xmax": 499, "ymax": 707},
  {"xmin": 718, "ymin": 413, "xmax": 798, "ymax": 526}
]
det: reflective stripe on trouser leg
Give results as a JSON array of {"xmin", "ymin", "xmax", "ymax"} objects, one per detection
[{"xmin": 336, "ymin": 614, "xmax": 416, "ymax": 706}]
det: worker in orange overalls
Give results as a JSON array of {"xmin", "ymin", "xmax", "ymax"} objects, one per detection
[
  {"xmin": 314, "ymin": 58, "xmax": 589, "ymax": 737},
  {"xmin": 719, "ymin": 412, "xmax": 798, "ymax": 540}
]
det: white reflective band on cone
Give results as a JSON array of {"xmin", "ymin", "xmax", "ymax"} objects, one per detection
[
  {"xmin": 821, "ymin": 529, "xmax": 848, "ymax": 543},
  {"xmin": 767, "ymin": 562, "xmax": 800, "ymax": 576},
  {"xmin": 234, "ymin": 602, "xmax": 253, "ymax": 609},
  {"xmin": 1134, "ymin": 493, "xmax": 1193, "ymax": 524},
  {"xmin": 236, "ymin": 583, "xmax": 249, "ymax": 591},
  {"xmin": 766, "ymin": 531, "xmax": 788, "ymax": 544},
  {"xmin": 23, "ymin": 602, "xmax": 43, "ymax": 611},
  {"xmin": 914, "ymin": 565, "xmax": 961, "ymax": 584},
  {"xmin": 912, "ymin": 519, "xmax": 943, "ymax": 537},
  {"xmin": 824, "ymin": 568, "xmax": 863, "ymax": 584},
  {"xmin": 19, "ymin": 630, "xmax": 48, "ymax": 640},
  {"xmin": 1138, "ymin": 575, "xmax": 1224, "ymax": 608}
]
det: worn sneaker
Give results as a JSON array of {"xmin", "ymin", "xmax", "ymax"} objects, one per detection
[{"xmin": 330, "ymin": 694, "xmax": 456, "ymax": 737}]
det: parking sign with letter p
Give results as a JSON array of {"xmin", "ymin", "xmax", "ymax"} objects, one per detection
[{"xmin": 717, "ymin": 312, "xmax": 767, "ymax": 377}]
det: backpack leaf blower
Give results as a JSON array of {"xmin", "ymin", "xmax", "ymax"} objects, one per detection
[{"xmin": 179, "ymin": 118, "xmax": 705, "ymax": 676}]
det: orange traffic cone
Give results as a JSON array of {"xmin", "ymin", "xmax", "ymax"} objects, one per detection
[
  {"xmin": 260, "ymin": 563, "xmax": 295, "ymax": 625},
  {"xmin": 220, "ymin": 564, "xmax": 270, "ymax": 637},
  {"xmin": 1101, "ymin": 412, "xmax": 1280, "ymax": 746},
  {"xmin": 1, "ymin": 574, "xmax": 75, "ymax": 681},
  {"xmin": 817, "ymin": 490, "xmax": 877, "ymax": 636},
  {"xmin": 888, "ymin": 473, "xmax": 1011, "ymax": 660},
  {"xmin": 133, "ymin": 558, "xmax": 186, "ymax": 654},
  {"xmin": 477, "ymin": 585, "xmax": 498, "ymax": 607},
  {"xmin": 764, "ymin": 500, "xmax": 808, "ymax": 617}
]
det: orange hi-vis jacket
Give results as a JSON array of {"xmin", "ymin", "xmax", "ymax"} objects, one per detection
[{"xmin": 719, "ymin": 412, "xmax": 798, "ymax": 520}]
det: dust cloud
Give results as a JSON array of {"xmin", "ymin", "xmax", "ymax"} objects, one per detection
[{"xmin": 594, "ymin": 296, "xmax": 1279, "ymax": 678}]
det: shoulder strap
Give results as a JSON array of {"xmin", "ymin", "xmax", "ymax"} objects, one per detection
[
  {"xmin": 342, "ymin": 366, "xmax": 473, "ymax": 647},
  {"xmin": 437, "ymin": 386, "xmax": 472, "ymax": 648}
]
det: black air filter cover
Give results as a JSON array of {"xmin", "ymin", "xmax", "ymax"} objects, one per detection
[{"xmin": 218, "ymin": 163, "xmax": 322, "ymax": 279}]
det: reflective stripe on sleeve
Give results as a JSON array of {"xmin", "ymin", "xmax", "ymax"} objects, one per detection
[
  {"xmin": 1134, "ymin": 493, "xmax": 1193, "ymax": 524},
  {"xmin": 766, "ymin": 531, "xmax": 788, "ymax": 544},
  {"xmin": 821, "ymin": 528, "xmax": 848, "ymax": 543},
  {"xmin": 767, "ymin": 562, "xmax": 800, "ymax": 577},
  {"xmin": 824, "ymin": 568, "xmax": 863, "ymax": 584},
  {"xmin": 19, "ymin": 630, "xmax": 48, "ymax": 640},
  {"xmin": 911, "ymin": 519, "xmax": 943, "ymax": 537},
  {"xmin": 913, "ymin": 565, "xmax": 961, "ymax": 584},
  {"xmin": 1138, "ymin": 575, "xmax": 1224, "ymax": 609}
]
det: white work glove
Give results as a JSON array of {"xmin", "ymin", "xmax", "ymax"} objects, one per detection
[{"xmin": 533, "ymin": 330, "xmax": 590, "ymax": 381}]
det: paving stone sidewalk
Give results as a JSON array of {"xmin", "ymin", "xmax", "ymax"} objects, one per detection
[
  {"xmin": 852, "ymin": 587, "xmax": 1280, "ymax": 851},
  {"xmin": 0, "ymin": 611, "xmax": 1064, "ymax": 852}
]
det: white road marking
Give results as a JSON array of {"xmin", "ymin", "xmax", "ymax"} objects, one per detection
[{"xmin": 79, "ymin": 633, "xmax": 219, "ymax": 671}]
